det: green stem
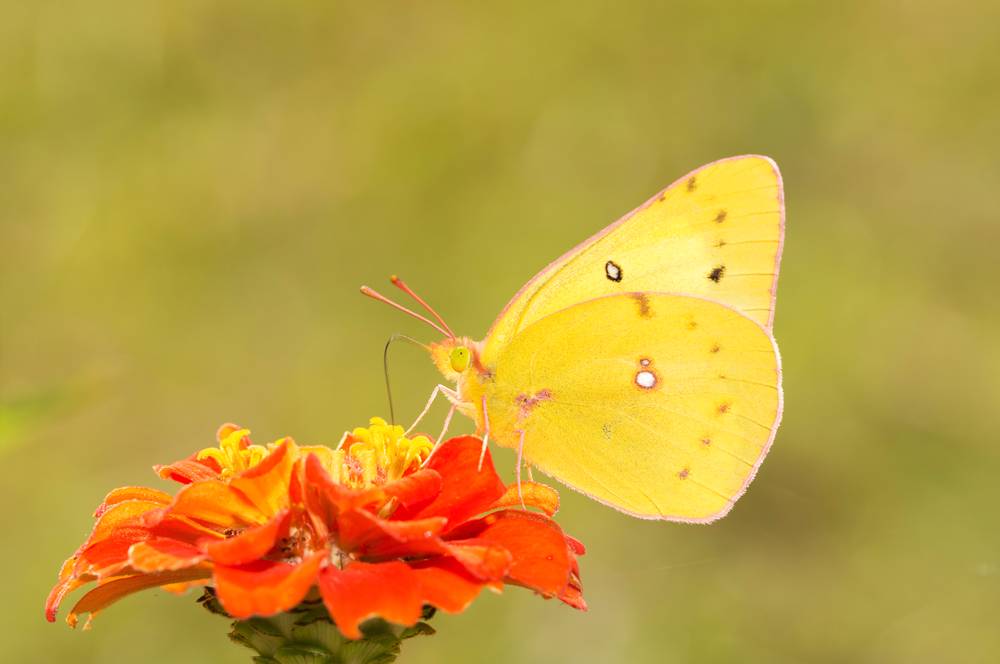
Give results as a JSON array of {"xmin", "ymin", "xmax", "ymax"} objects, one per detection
[{"xmin": 199, "ymin": 589, "xmax": 435, "ymax": 664}]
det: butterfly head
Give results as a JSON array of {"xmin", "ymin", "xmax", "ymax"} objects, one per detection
[{"xmin": 428, "ymin": 336, "xmax": 484, "ymax": 383}]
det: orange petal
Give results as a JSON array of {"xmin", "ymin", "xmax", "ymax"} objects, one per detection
[
  {"xmin": 490, "ymin": 482, "xmax": 560, "ymax": 516},
  {"xmin": 45, "ymin": 573, "xmax": 91, "ymax": 623},
  {"xmin": 213, "ymin": 552, "xmax": 323, "ymax": 619},
  {"xmin": 129, "ymin": 538, "xmax": 206, "ymax": 572},
  {"xmin": 411, "ymin": 559, "xmax": 485, "ymax": 614},
  {"xmin": 73, "ymin": 526, "xmax": 150, "ymax": 578},
  {"xmin": 565, "ymin": 534, "xmax": 586, "ymax": 556},
  {"xmin": 67, "ymin": 500, "xmax": 162, "ymax": 577},
  {"xmin": 229, "ymin": 439, "xmax": 295, "ymax": 517},
  {"xmin": 149, "ymin": 512, "xmax": 226, "ymax": 541},
  {"xmin": 95, "ymin": 487, "xmax": 172, "ymax": 517},
  {"xmin": 160, "ymin": 480, "xmax": 265, "ymax": 528},
  {"xmin": 160, "ymin": 579, "xmax": 209, "ymax": 595},
  {"xmin": 67, "ymin": 568, "xmax": 212, "ymax": 628},
  {"xmin": 202, "ymin": 510, "xmax": 289, "ymax": 566},
  {"xmin": 318, "ymin": 561, "xmax": 423, "ymax": 639},
  {"xmin": 407, "ymin": 436, "xmax": 505, "ymax": 529},
  {"xmin": 154, "ymin": 457, "xmax": 221, "ymax": 484},
  {"xmin": 88, "ymin": 499, "xmax": 167, "ymax": 547},
  {"xmin": 559, "ymin": 571, "xmax": 587, "ymax": 610}
]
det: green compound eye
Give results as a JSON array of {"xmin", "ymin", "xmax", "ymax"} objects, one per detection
[{"xmin": 449, "ymin": 346, "xmax": 470, "ymax": 372}]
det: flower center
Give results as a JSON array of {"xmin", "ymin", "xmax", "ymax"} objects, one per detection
[{"xmin": 329, "ymin": 417, "xmax": 433, "ymax": 488}]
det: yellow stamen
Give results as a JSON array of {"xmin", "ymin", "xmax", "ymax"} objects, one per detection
[
  {"xmin": 337, "ymin": 417, "xmax": 433, "ymax": 488},
  {"xmin": 196, "ymin": 427, "xmax": 271, "ymax": 479}
]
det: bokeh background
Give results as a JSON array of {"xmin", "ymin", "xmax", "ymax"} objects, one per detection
[{"xmin": 3, "ymin": 2, "xmax": 999, "ymax": 662}]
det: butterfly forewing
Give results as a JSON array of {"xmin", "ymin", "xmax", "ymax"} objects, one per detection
[
  {"xmin": 482, "ymin": 293, "xmax": 782, "ymax": 522},
  {"xmin": 483, "ymin": 155, "xmax": 783, "ymax": 363}
]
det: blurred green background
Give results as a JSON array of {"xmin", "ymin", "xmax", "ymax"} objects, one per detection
[{"xmin": 3, "ymin": 1, "xmax": 999, "ymax": 662}]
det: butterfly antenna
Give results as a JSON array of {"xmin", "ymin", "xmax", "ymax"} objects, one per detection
[
  {"xmin": 390, "ymin": 275, "xmax": 456, "ymax": 339},
  {"xmin": 383, "ymin": 336, "xmax": 396, "ymax": 424},
  {"xmin": 360, "ymin": 286, "xmax": 452, "ymax": 338},
  {"xmin": 382, "ymin": 334, "xmax": 428, "ymax": 425}
]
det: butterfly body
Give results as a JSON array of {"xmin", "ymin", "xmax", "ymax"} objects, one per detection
[{"xmin": 369, "ymin": 155, "xmax": 784, "ymax": 522}]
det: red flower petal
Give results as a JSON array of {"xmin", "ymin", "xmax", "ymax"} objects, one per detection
[
  {"xmin": 318, "ymin": 561, "xmax": 423, "ymax": 639},
  {"xmin": 462, "ymin": 510, "xmax": 573, "ymax": 597},
  {"xmin": 405, "ymin": 436, "xmax": 505, "ymax": 529},
  {"xmin": 437, "ymin": 539, "xmax": 513, "ymax": 581},
  {"xmin": 213, "ymin": 553, "xmax": 324, "ymax": 619},
  {"xmin": 129, "ymin": 538, "xmax": 206, "ymax": 572},
  {"xmin": 382, "ymin": 468, "xmax": 442, "ymax": 510},
  {"xmin": 148, "ymin": 513, "xmax": 224, "ymax": 541},
  {"xmin": 411, "ymin": 559, "xmax": 485, "ymax": 614},
  {"xmin": 336, "ymin": 508, "xmax": 447, "ymax": 555},
  {"xmin": 302, "ymin": 453, "xmax": 383, "ymax": 519},
  {"xmin": 202, "ymin": 510, "xmax": 289, "ymax": 566}
]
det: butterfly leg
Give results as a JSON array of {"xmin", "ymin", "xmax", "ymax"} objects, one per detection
[
  {"xmin": 477, "ymin": 395, "xmax": 491, "ymax": 471},
  {"xmin": 405, "ymin": 384, "xmax": 458, "ymax": 437},
  {"xmin": 437, "ymin": 404, "xmax": 456, "ymax": 445},
  {"xmin": 515, "ymin": 429, "xmax": 526, "ymax": 509},
  {"xmin": 335, "ymin": 430, "xmax": 350, "ymax": 450},
  {"xmin": 423, "ymin": 403, "xmax": 457, "ymax": 465}
]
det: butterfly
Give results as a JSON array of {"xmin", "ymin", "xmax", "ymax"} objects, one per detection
[{"xmin": 362, "ymin": 155, "xmax": 784, "ymax": 522}]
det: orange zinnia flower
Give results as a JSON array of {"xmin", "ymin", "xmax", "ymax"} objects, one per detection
[{"xmin": 46, "ymin": 419, "xmax": 585, "ymax": 638}]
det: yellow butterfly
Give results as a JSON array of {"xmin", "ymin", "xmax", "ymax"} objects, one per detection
[{"xmin": 363, "ymin": 155, "xmax": 784, "ymax": 522}]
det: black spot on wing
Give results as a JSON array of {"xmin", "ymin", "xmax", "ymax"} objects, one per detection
[{"xmin": 708, "ymin": 265, "xmax": 725, "ymax": 283}]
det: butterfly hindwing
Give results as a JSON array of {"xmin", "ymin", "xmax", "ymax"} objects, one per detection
[
  {"xmin": 482, "ymin": 292, "xmax": 782, "ymax": 522},
  {"xmin": 483, "ymin": 155, "xmax": 784, "ymax": 364}
]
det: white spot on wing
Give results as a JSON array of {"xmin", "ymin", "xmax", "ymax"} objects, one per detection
[
  {"xmin": 605, "ymin": 261, "xmax": 622, "ymax": 281},
  {"xmin": 635, "ymin": 370, "xmax": 656, "ymax": 388}
]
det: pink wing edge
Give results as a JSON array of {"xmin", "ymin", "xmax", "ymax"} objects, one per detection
[{"xmin": 483, "ymin": 154, "xmax": 787, "ymax": 339}]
